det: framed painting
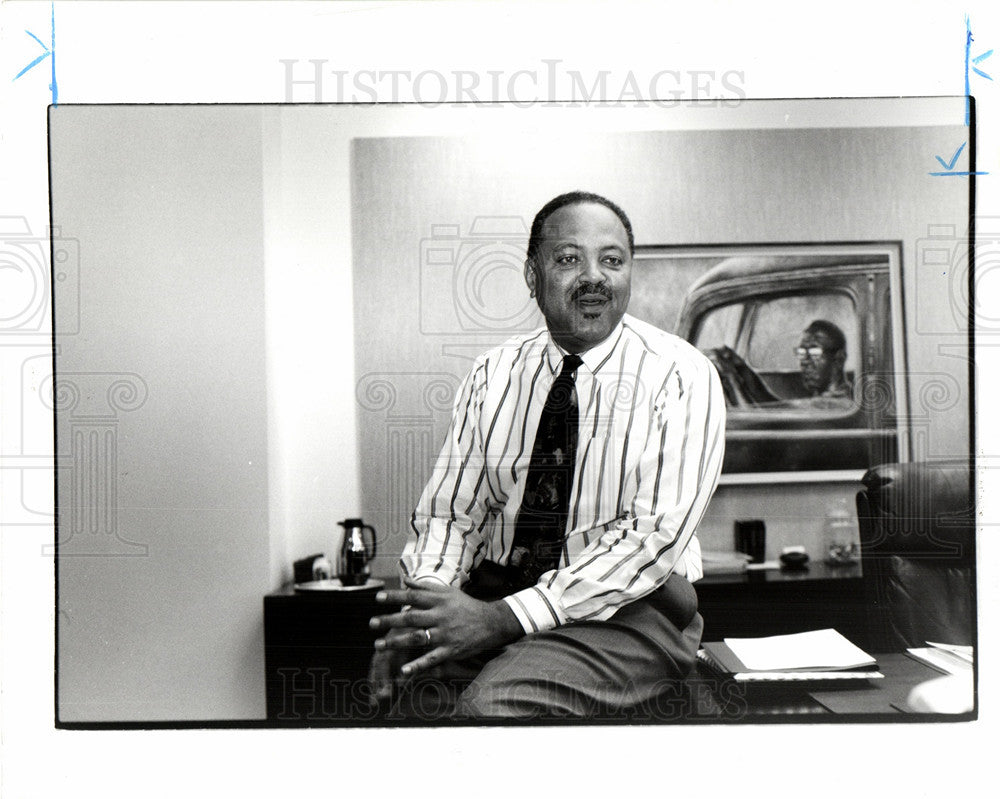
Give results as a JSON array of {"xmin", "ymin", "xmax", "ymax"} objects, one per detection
[{"xmin": 629, "ymin": 243, "xmax": 909, "ymax": 482}]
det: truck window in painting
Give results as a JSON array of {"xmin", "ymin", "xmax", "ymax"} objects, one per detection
[{"xmin": 629, "ymin": 248, "xmax": 908, "ymax": 478}]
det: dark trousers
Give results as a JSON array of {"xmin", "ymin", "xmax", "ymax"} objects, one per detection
[{"xmin": 390, "ymin": 572, "xmax": 703, "ymax": 721}]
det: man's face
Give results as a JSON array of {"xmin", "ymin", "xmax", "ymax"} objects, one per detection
[
  {"xmin": 524, "ymin": 202, "xmax": 632, "ymax": 353},
  {"xmin": 797, "ymin": 328, "xmax": 840, "ymax": 394}
]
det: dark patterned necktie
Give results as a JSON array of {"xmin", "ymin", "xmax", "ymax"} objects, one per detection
[{"xmin": 509, "ymin": 353, "xmax": 584, "ymax": 588}]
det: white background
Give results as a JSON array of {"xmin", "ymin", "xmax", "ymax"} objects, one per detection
[{"xmin": 1, "ymin": 1, "xmax": 997, "ymax": 796}]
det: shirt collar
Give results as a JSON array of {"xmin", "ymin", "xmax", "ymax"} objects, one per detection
[{"xmin": 543, "ymin": 319, "xmax": 626, "ymax": 376}]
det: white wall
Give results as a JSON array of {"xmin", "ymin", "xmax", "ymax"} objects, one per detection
[
  {"xmin": 51, "ymin": 106, "xmax": 271, "ymax": 721},
  {"xmin": 260, "ymin": 108, "xmax": 362, "ymax": 581}
]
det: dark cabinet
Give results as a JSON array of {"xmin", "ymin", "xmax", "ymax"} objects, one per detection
[
  {"xmin": 695, "ymin": 563, "xmax": 867, "ymax": 644},
  {"xmin": 263, "ymin": 583, "xmax": 400, "ymax": 722}
]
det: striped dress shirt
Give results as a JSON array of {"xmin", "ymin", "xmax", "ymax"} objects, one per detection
[{"xmin": 401, "ymin": 313, "xmax": 726, "ymax": 635}]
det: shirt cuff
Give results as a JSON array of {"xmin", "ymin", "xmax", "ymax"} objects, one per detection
[{"xmin": 502, "ymin": 585, "xmax": 567, "ymax": 634}]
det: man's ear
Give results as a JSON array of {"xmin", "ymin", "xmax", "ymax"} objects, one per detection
[{"xmin": 524, "ymin": 258, "xmax": 537, "ymax": 298}]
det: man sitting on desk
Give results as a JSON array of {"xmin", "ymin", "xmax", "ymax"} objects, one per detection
[{"xmin": 369, "ymin": 191, "xmax": 726, "ymax": 719}]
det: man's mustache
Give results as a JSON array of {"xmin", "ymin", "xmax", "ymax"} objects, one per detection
[{"xmin": 571, "ymin": 283, "xmax": 613, "ymax": 301}]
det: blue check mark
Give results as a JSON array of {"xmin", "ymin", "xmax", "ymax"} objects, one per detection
[
  {"xmin": 935, "ymin": 143, "xmax": 966, "ymax": 171},
  {"xmin": 13, "ymin": 29, "xmax": 51, "ymax": 81},
  {"xmin": 972, "ymin": 48, "xmax": 993, "ymax": 81}
]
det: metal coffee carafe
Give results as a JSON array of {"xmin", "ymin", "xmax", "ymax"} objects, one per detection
[{"xmin": 337, "ymin": 518, "xmax": 377, "ymax": 586}]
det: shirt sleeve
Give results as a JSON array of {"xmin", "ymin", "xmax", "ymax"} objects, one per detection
[
  {"xmin": 503, "ymin": 350, "xmax": 726, "ymax": 634},
  {"xmin": 400, "ymin": 360, "xmax": 491, "ymax": 586}
]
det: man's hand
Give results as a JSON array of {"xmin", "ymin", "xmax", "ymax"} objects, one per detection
[
  {"xmin": 367, "ymin": 626, "xmax": 425, "ymax": 709},
  {"xmin": 707, "ymin": 345, "xmax": 780, "ymax": 406},
  {"xmin": 369, "ymin": 578, "xmax": 524, "ymax": 678}
]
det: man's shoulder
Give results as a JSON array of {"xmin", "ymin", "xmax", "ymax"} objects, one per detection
[
  {"xmin": 466, "ymin": 319, "xmax": 711, "ymax": 375},
  {"xmin": 468, "ymin": 327, "xmax": 549, "ymax": 373},
  {"xmin": 621, "ymin": 314, "xmax": 710, "ymax": 369}
]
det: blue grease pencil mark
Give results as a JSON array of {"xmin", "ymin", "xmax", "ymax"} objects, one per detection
[
  {"xmin": 928, "ymin": 142, "xmax": 986, "ymax": 176},
  {"xmin": 964, "ymin": 15, "xmax": 994, "ymax": 124},
  {"xmin": 25, "ymin": 29, "xmax": 47, "ymax": 50},
  {"xmin": 965, "ymin": 15, "xmax": 972, "ymax": 126},
  {"xmin": 972, "ymin": 49, "xmax": 994, "ymax": 80},
  {"xmin": 13, "ymin": 31, "xmax": 51, "ymax": 81},
  {"xmin": 50, "ymin": 2, "xmax": 58, "ymax": 106},
  {"xmin": 935, "ymin": 143, "xmax": 966, "ymax": 170},
  {"xmin": 11, "ymin": 3, "xmax": 57, "ymax": 105}
]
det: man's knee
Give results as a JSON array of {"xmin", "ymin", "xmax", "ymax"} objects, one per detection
[
  {"xmin": 451, "ymin": 646, "xmax": 584, "ymax": 719},
  {"xmin": 453, "ymin": 602, "xmax": 705, "ymax": 719},
  {"xmin": 675, "ymin": 611, "xmax": 704, "ymax": 675},
  {"xmin": 646, "ymin": 572, "xmax": 699, "ymax": 630},
  {"xmin": 453, "ymin": 673, "xmax": 583, "ymax": 719},
  {"xmin": 452, "ymin": 679, "xmax": 512, "ymax": 719}
]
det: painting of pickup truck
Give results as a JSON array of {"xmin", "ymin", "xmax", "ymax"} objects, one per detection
[{"xmin": 629, "ymin": 244, "xmax": 908, "ymax": 478}]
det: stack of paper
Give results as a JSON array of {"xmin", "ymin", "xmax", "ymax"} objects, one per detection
[
  {"xmin": 905, "ymin": 642, "xmax": 974, "ymax": 676},
  {"xmin": 700, "ymin": 550, "xmax": 752, "ymax": 576},
  {"xmin": 698, "ymin": 628, "xmax": 882, "ymax": 683}
]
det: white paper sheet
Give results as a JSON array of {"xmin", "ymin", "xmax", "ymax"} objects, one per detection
[
  {"xmin": 908, "ymin": 647, "xmax": 974, "ymax": 676},
  {"xmin": 724, "ymin": 628, "xmax": 876, "ymax": 671}
]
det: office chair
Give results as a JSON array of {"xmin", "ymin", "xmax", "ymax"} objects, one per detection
[{"xmin": 855, "ymin": 460, "xmax": 976, "ymax": 652}]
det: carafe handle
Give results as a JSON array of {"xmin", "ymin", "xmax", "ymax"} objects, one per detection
[{"xmin": 361, "ymin": 524, "xmax": 377, "ymax": 562}]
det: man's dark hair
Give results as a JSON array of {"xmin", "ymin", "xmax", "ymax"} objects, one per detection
[
  {"xmin": 526, "ymin": 191, "xmax": 635, "ymax": 261},
  {"xmin": 805, "ymin": 319, "xmax": 847, "ymax": 354}
]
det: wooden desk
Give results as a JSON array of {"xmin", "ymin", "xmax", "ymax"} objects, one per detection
[{"xmin": 695, "ymin": 562, "xmax": 866, "ymax": 643}]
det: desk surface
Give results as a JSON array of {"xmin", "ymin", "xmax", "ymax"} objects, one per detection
[
  {"xmin": 699, "ymin": 652, "xmax": 973, "ymax": 720},
  {"xmin": 270, "ymin": 565, "xmax": 859, "ymax": 592},
  {"xmin": 698, "ymin": 560, "xmax": 861, "ymax": 585}
]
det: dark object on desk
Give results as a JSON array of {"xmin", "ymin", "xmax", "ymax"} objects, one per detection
[
  {"xmin": 808, "ymin": 652, "xmax": 961, "ymax": 715},
  {"xmin": 695, "ymin": 561, "xmax": 864, "ymax": 641},
  {"xmin": 293, "ymin": 554, "xmax": 326, "ymax": 584},
  {"xmin": 337, "ymin": 518, "xmax": 377, "ymax": 587},
  {"xmin": 779, "ymin": 550, "xmax": 809, "ymax": 570},
  {"xmin": 856, "ymin": 460, "xmax": 975, "ymax": 652},
  {"xmin": 734, "ymin": 519, "xmax": 766, "ymax": 563}
]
